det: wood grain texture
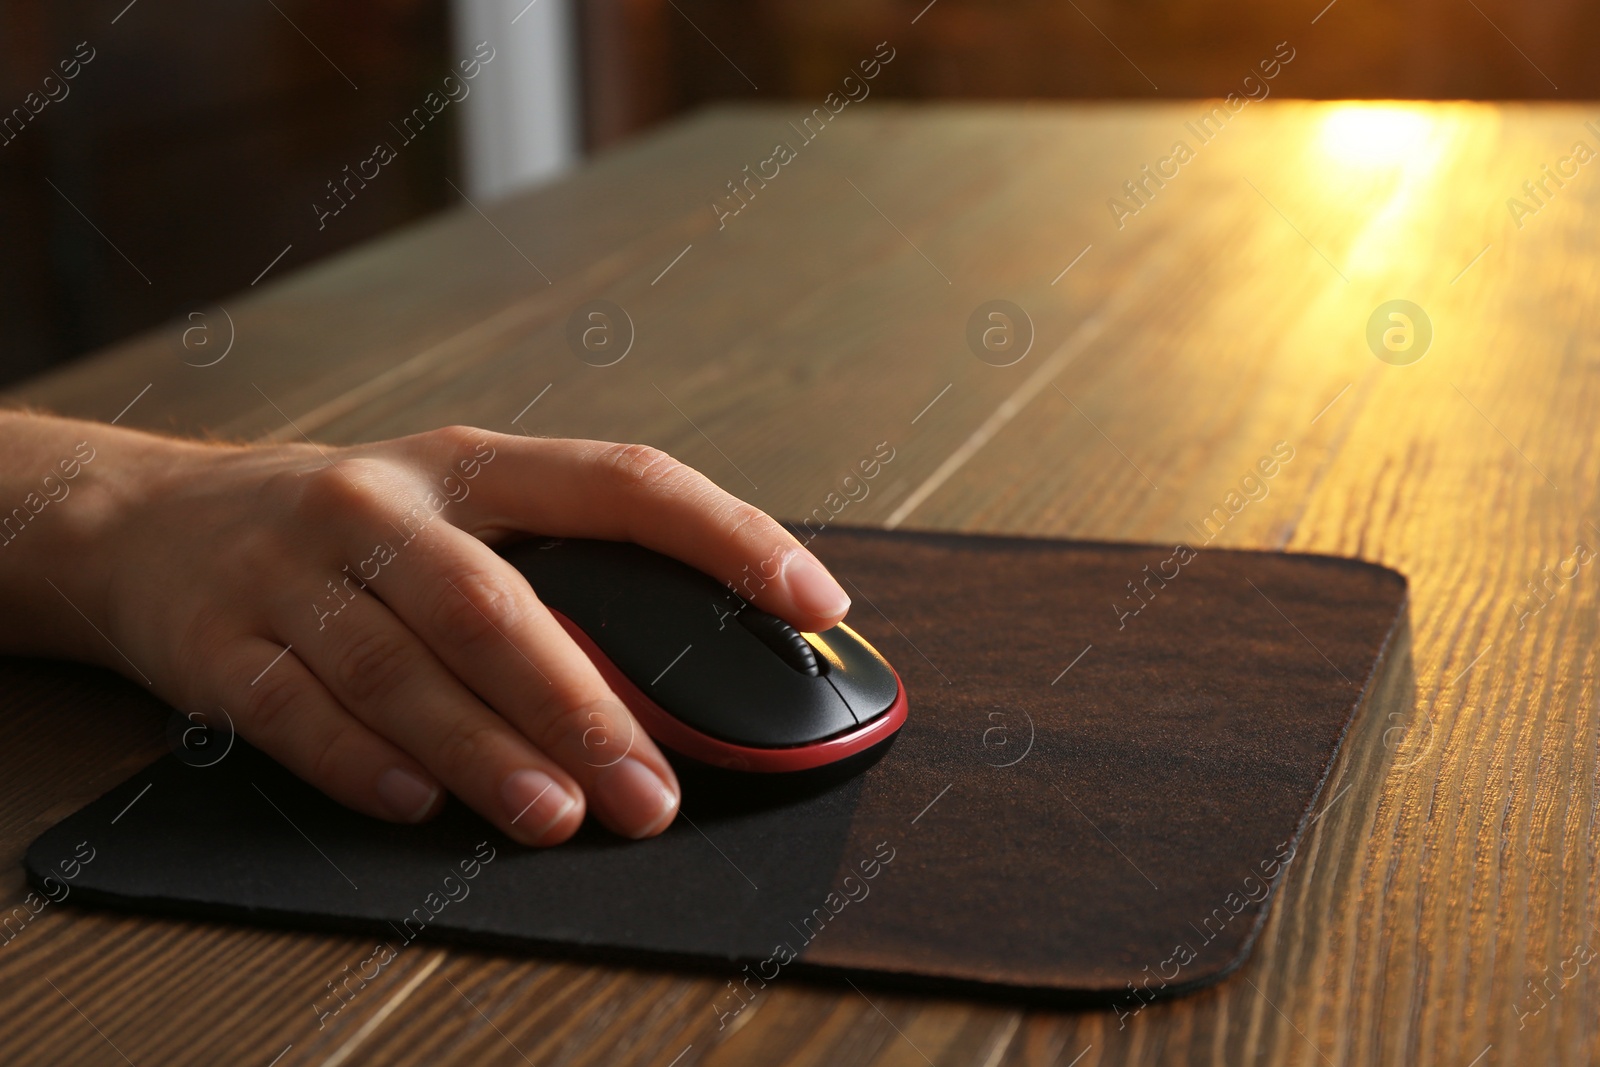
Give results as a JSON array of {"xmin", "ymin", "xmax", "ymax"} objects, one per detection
[{"xmin": 3, "ymin": 99, "xmax": 1598, "ymax": 1065}]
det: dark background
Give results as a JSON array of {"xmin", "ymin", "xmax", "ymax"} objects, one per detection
[{"xmin": 3, "ymin": 0, "xmax": 1595, "ymax": 388}]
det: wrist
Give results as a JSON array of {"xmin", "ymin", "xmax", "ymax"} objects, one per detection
[{"xmin": 0, "ymin": 414, "xmax": 199, "ymax": 666}]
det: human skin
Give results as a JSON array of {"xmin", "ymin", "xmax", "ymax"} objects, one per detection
[{"xmin": 0, "ymin": 412, "xmax": 852, "ymax": 845}]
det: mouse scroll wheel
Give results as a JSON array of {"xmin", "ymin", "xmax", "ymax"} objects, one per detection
[{"xmin": 736, "ymin": 609, "xmax": 822, "ymax": 676}]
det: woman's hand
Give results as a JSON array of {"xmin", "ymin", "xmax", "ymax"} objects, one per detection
[{"xmin": 0, "ymin": 414, "xmax": 851, "ymax": 845}]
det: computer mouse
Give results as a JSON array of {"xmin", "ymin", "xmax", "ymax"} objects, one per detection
[{"xmin": 498, "ymin": 537, "xmax": 907, "ymax": 775}]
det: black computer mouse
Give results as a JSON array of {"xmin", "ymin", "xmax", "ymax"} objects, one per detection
[{"xmin": 498, "ymin": 537, "xmax": 907, "ymax": 776}]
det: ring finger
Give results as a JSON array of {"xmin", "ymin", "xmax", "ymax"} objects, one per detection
[{"xmin": 283, "ymin": 580, "xmax": 586, "ymax": 846}]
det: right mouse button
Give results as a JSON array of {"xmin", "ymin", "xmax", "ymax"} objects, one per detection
[{"xmin": 804, "ymin": 623, "xmax": 901, "ymax": 722}]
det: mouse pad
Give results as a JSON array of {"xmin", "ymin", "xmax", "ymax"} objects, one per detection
[{"xmin": 26, "ymin": 529, "xmax": 1407, "ymax": 1005}]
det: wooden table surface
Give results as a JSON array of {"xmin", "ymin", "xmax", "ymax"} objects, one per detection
[{"xmin": 3, "ymin": 99, "xmax": 1598, "ymax": 1066}]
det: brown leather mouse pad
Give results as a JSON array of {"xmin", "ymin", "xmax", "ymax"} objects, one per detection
[{"xmin": 26, "ymin": 529, "xmax": 1406, "ymax": 1007}]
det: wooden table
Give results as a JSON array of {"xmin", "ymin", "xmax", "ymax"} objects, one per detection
[{"xmin": 4, "ymin": 100, "xmax": 1597, "ymax": 1065}]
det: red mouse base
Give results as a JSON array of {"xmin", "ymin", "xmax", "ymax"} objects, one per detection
[{"xmin": 550, "ymin": 610, "xmax": 909, "ymax": 773}]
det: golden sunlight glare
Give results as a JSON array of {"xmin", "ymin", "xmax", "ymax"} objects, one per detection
[{"xmin": 1316, "ymin": 104, "xmax": 1436, "ymax": 168}]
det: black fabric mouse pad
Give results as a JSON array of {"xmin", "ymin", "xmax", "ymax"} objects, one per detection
[{"xmin": 27, "ymin": 529, "xmax": 1407, "ymax": 1005}]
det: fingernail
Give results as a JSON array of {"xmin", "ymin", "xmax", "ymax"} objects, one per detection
[
  {"xmin": 377, "ymin": 767, "xmax": 440, "ymax": 823},
  {"xmin": 783, "ymin": 549, "xmax": 851, "ymax": 621},
  {"xmin": 501, "ymin": 769, "xmax": 578, "ymax": 842},
  {"xmin": 595, "ymin": 757, "xmax": 678, "ymax": 839}
]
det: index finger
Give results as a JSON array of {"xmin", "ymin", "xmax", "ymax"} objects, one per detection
[{"xmin": 416, "ymin": 432, "xmax": 853, "ymax": 633}]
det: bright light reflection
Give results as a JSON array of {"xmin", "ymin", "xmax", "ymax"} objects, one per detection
[{"xmin": 1317, "ymin": 105, "xmax": 1436, "ymax": 169}]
